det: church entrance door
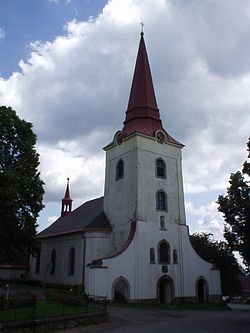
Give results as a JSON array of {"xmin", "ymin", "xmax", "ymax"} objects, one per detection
[
  {"xmin": 158, "ymin": 276, "xmax": 174, "ymax": 304},
  {"xmin": 197, "ymin": 278, "xmax": 208, "ymax": 302},
  {"xmin": 113, "ymin": 277, "xmax": 129, "ymax": 303}
]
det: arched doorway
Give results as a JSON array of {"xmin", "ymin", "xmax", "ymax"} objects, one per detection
[
  {"xmin": 113, "ymin": 277, "xmax": 129, "ymax": 303},
  {"xmin": 157, "ymin": 276, "xmax": 174, "ymax": 304},
  {"xmin": 196, "ymin": 277, "xmax": 208, "ymax": 302}
]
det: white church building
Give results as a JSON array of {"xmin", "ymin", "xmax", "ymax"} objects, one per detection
[{"xmin": 30, "ymin": 32, "xmax": 221, "ymax": 303}]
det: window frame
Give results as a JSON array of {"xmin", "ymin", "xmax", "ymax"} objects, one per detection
[
  {"xmin": 155, "ymin": 158, "xmax": 166, "ymax": 179},
  {"xmin": 116, "ymin": 159, "xmax": 124, "ymax": 181},
  {"xmin": 158, "ymin": 240, "xmax": 171, "ymax": 264},
  {"xmin": 149, "ymin": 248, "xmax": 155, "ymax": 263},
  {"xmin": 35, "ymin": 252, "xmax": 41, "ymax": 274},
  {"xmin": 160, "ymin": 216, "xmax": 166, "ymax": 230},
  {"xmin": 50, "ymin": 249, "xmax": 56, "ymax": 275},
  {"xmin": 156, "ymin": 190, "xmax": 168, "ymax": 211},
  {"xmin": 68, "ymin": 247, "xmax": 75, "ymax": 276},
  {"xmin": 173, "ymin": 249, "xmax": 178, "ymax": 264}
]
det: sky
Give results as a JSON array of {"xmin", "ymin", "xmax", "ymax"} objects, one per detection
[{"xmin": 0, "ymin": 0, "xmax": 249, "ymax": 241}]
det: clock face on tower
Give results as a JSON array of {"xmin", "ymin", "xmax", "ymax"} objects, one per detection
[
  {"xmin": 116, "ymin": 132, "xmax": 123, "ymax": 145},
  {"xmin": 156, "ymin": 131, "xmax": 165, "ymax": 144}
]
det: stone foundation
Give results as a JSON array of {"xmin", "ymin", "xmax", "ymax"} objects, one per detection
[
  {"xmin": 126, "ymin": 294, "xmax": 222, "ymax": 305},
  {"xmin": 174, "ymin": 294, "xmax": 221, "ymax": 304}
]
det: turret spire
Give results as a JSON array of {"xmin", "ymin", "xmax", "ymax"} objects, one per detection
[
  {"xmin": 122, "ymin": 31, "xmax": 163, "ymax": 138},
  {"xmin": 61, "ymin": 178, "xmax": 73, "ymax": 217}
]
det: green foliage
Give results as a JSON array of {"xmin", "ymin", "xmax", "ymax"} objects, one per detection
[
  {"xmin": 0, "ymin": 106, "xmax": 44, "ymax": 263},
  {"xmin": 217, "ymin": 138, "xmax": 250, "ymax": 268},
  {"xmin": 0, "ymin": 299, "xmax": 88, "ymax": 323},
  {"xmin": 190, "ymin": 232, "xmax": 243, "ymax": 295}
]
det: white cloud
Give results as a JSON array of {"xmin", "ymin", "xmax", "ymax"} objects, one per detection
[
  {"xmin": 38, "ymin": 138, "xmax": 105, "ymax": 205},
  {"xmin": 186, "ymin": 201, "xmax": 224, "ymax": 240},
  {"xmin": 48, "ymin": 215, "xmax": 59, "ymax": 224},
  {"xmin": 0, "ymin": 0, "xmax": 249, "ymax": 235},
  {"xmin": 48, "ymin": 0, "xmax": 72, "ymax": 3},
  {"xmin": 0, "ymin": 27, "xmax": 5, "ymax": 40}
]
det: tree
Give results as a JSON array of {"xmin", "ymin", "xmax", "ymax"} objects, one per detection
[
  {"xmin": 0, "ymin": 106, "xmax": 44, "ymax": 263},
  {"xmin": 190, "ymin": 232, "xmax": 243, "ymax": 295},
  {"xmin": 217, "ymin": 138, "xmax": 250, "ymax": 269}
]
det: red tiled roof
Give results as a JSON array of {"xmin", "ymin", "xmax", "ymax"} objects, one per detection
[
  {"xmin": 122, "ymin": 32, "xmax": 163, "ymax": 138},
  {"xmin": 38, "ymin": 197, "xmax": 112, "ymax": 239}
]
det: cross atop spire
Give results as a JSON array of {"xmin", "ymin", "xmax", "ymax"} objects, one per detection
[
  {"xmin": 140, "ymin": 21, "xmax": 144, "ymax": 35},
  {"xmin": 61, "ymin": 178, "xmax": 73, "ymax": 217},
  {"xmin": 122, "ymin": 31, "xmax": 163, "ymax": 138}
]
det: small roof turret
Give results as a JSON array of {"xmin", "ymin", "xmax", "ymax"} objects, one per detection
[{"xmin": 61, "ymin": 178, "xmax": 73, "ymax": 217}]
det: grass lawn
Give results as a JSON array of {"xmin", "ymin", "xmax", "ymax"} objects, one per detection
[{"xmin": 0, "ymin": 300, "xmax": 88, "ymax": 323}]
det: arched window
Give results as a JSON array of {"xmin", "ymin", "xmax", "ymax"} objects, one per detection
[
  {"xmin": 35, "ymin": 252, "xmax": 41, "ymax": 274},
  {"xmin": 116, "ymin": 159, "xmax": 124, "ymax": 180},
  {"xmin": 150, "ymin": 248, "xmax": 155, "ymax": 263},
  {"xmin": 156, "ymin": 158, "xmax": 166, "ymax": 178},
  {"xmin": 68, "ymin": 247, "xmax": 75, "ymax": 275},
  {"xmin": 173, "ymin": 249, "xmax": 178, "ymax": 264},
  {"xmin": 158, "ymin": 240, "xmax": 170, "ymax": 264},
  {"xmin": 156, "ymin": 190, "xmax": 167, "ymax": 211},
  {"xmin": 50, "ymin": 249, "xmax": 56, "ymax": 275}
]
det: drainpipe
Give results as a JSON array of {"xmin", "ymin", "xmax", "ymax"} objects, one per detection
[{"xmin": 82, "ymin": 234, "xmax": 86, "ymax": 293}]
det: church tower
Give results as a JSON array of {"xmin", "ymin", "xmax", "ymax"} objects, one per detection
[{"xmin": 103, "ymin": 32, "xmax": 186, "ymax": 251}]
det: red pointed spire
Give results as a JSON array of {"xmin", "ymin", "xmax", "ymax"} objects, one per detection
[
  {"xmin": 122, "ymin": 32, "xmax": 163, "ymax": 138},
  {"xmin": 61, "ymin": 178, "xmax": 73, "ymax": 217}
]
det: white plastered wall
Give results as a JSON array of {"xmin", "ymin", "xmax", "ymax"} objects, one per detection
[
  {"xmin": 86, "ymin": 220, "xmax": 221, "ymax": 301},
  {"xmin": 104, "ymin": 133, "xmax": 186, "ymax": 253},
  {"xmin": 30, "ymin": 234, "xmax": 84, "ymax": 285}
]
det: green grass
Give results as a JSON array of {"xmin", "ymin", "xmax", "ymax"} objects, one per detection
[
  {"xmin": 0, "ymin": 300, "xmax": 88, "ymax": 323},
  {"xmin": 111, "ymin": 302, "xmax": 229, "ymax": 311}
]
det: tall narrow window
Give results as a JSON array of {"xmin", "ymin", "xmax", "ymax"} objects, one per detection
[
  {"xmin": 35, "ymin": 252, "xmax": 41, "ymax": 274},
  {"xmin": 173, "ymin": 249, "xmax": 178, "ymax": 264},
  {"xmin": 68, "ymin": 247, "xmax": 75, "ymax": 275},
  {"xmin": 156, "ymin": 190, "xmax": 167, "ymax": 211},
  {"xmin": 116, "ymin": 159, "xmax": 124, "ymax": 180},
  {"xmin": 156, "ymin": 158, "xmax": 166, "ymax": 178},
  {"xmin": 150, "ymin": 248, "xmax": 155, "ymax": 263},
  {"xmin": 50, "ymin": 249, "xmax": 56, "ymax": 275},
  {"xmin": 158, "ymin": 240, "xmax": 170, "ymax": 264}
]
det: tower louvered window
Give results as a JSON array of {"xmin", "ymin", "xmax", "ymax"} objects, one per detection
[
  {"xmin": 116, "ymin": 159, "xmax": 124, "ymax": 180},
  {"xmin": 156, "ymin": 190, "xmax": 167, "ymax": 211},
  {"xmin": 156, "ymin": 158, "xmax": 166, "ymax": 179}
]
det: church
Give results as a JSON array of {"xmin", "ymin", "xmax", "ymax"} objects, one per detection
[{"xmin": 30, "ymin": 32, "xmax": 221, "ymax": 303}]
